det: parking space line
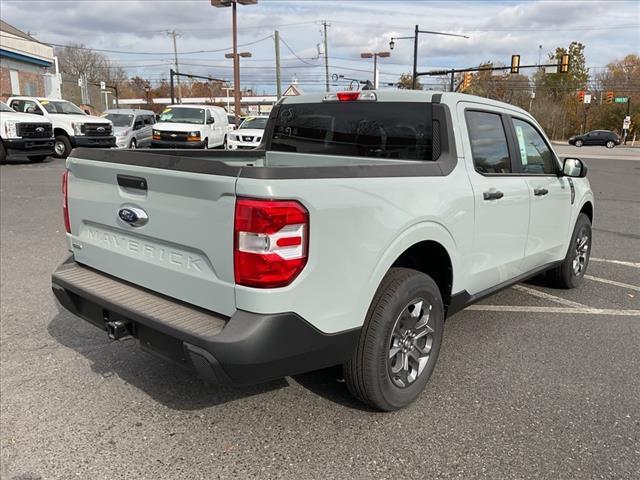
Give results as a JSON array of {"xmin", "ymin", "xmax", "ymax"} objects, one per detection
[
  {"xmin": 513, "ymin": 284, "xmax": 587, "ymax": 308},
  {"xmin": 584, "ymin": 275, "xmax": 640, "ymax": 292},
  {"xmin": 591, "ymin": 257, "xmax": 640, "ymax": 269},
  {"xmin": 467, "ymin": 305, "xmax": 640, "ymax": 316}
]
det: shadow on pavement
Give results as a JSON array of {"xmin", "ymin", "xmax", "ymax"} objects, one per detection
[
  {"xmin": 1, "ymin": 155, "xmax": 56, "ymax": 165},
  {"xmin": 47, "ymin": 308, "xmax": 371, "ymax": 411}
]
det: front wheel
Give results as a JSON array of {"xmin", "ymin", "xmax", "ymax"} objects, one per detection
[
  {"xmin": 129, "ymin": 138, "xmax": 137, "ymax": 149},
  {"xmin": 605, "ymin": 140, "xmax": 615, "ymax": 149},
  {"xmin": 546, "ymin": 213, "xmax": 592, "ymax": 289},
  {"xmin": 54, "ymin": 135, "xmax": 72, "ymax": 158},
  {"xmin": 574, "ymin": 139, "xmax": 584, "ymax": 147},
  {"xmin": 344, "ymin": 267, "xmax": 444, "ymax": 411}
]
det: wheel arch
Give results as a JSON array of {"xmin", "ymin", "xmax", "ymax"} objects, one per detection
[
  {"xmin": 54, "ymin": 127, "xmax": 70, "ymax": 137},
  {"xmin": 366, "ymin": 221, "xmax": 459, "ymax": 320},
  {"xmin": 391, "ymin": 240, "xmax": 454, "ymax": 315},
  {"xmin": 580, "ymin": 200, "xmax": 593, "ymax": 224}
]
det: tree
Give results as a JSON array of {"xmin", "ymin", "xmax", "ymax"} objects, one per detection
[{"xmin": 396, "ymin": 73, "xmax": 422, "ymax": 90}]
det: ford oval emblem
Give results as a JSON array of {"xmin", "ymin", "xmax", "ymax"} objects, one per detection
[
  {"xmin": 118, "ymin": 207, "xmax": 148, "ymax": 227},
  {"xmin": 97, "ymin": 126, "xmax": 105, "ymax": 132},
  {"xmin": 36, "ymin": 126, "xmax": 44, "ymax": 133}
]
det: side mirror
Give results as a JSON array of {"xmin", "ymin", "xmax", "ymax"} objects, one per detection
[{"xmin": 563, "ymin": 158, "xmax": 587, "ymax": 178}]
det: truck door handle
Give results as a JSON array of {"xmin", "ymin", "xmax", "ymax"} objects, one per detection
[
  {"xmin": 483, "ymin": 190, "xmax": 504, "ymax": 201},
  {"xmin": 534, "ymin": 187, "xmax": 549, "ymax": 196}
]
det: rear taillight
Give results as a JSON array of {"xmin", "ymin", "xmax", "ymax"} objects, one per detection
[
  {"xmin": 323, "ymin": 91, "xmax": 377, "ymax": 102},
  {"xmin": 62, "ymin": 170, "xmax": 71, "ymax": 233},
  {"xmin": 234, "ymin": 197, "xmax": 309, "ymax": 288}
]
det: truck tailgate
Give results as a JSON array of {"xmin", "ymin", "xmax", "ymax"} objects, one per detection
[{"xmin": 66, "ymin": 154, "xmax": 237, "ymax": 317}]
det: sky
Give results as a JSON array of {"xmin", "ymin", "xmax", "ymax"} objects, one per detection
[{"xmin": 1, "ymin": 0, "xmax": 638, "ymax": 94}]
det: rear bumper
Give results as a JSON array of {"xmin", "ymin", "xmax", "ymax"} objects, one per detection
[
  {"xmin": 72, "ymin": 135, "xmax": 116, "ymax": 148},
  {"xmin": 51, "ymin": 257, "xmax": 359, "ymax": 384},
  {"xmin": 3, "ymin": 137, "xmax": 55, "ymax": 155},
  {"xmin": 151, "ymin": 139, "xmax": 205, "ymax": 149}
]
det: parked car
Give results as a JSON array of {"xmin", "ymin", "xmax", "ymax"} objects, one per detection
[
  {"xmin": 52, "ymin": 90, "xmax": 594, "ymax": 411},
  {"xmin": 226, "ymin": 116, "xmax": 268, "ymax": 149},
  {"xmin": 568, "ymin": 130, "xmax": 620, "ymax": 148},
  {"xmin": 7, "ymin": 96, "xmax": 115, "ymax": 158},
  {"xmin": 0, "ymin": 101, "xmax": 55, "ymax": 163},
  {"xmin": 102, "ymin": 109, "xmax": 156, "ymax": 149},
  {"xmin": 151, "ymin": 105, "xmax": 228, "ymax": 149}
]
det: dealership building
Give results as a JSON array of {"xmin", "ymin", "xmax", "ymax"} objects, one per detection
[{"xmin": 0, "ymin": 20, "xmax": 58, "ymax": 99}]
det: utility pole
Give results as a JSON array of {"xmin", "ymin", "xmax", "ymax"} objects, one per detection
[
  {"xmin": 274, "ymin": 30, "xmax": 282, "ymax": 99},
  {"xmin": 168, "ymin": 30, "xmax": 182, "ymax": 103},
  {"xmin": 322, "ymin": 20, "xmax": 330, "ymax": 92}
]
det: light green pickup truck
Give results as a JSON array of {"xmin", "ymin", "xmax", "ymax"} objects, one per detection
[{"xmin": 52, "ymin": 90, "xmax": 594, "ymax": 411}]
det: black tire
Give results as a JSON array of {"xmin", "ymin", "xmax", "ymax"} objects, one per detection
[
  {"xmin": 546, "ymin": 213, "xmax": 592, "ymax": 289},
  {"xmin": 574, "ymin": 139, "xmax": 583, "ymax": 147},
  {"xmin": 54, "ymin": 135, "xmax": 72, "ymax": 158},
  {"xmin": 203, "ymin": 138, "xmax": 209, "ymax": 149},
  {"xmin": 344, "ymin": 267, "xmax": 444, "ymax": 411},
  {"xmin": 28, "ymin": 155, "xmax": 48, "ymax": 162},
  {"xmin": 0, "ymin": 142, "xmax": 6, "ymax": 163},
  {"xmin": 605, "ymin": 140, "xmax": 615, "ymax": 149},
  {"xmin": 129, "ymin": 138, "xmax": 137, "ymax": 149}
]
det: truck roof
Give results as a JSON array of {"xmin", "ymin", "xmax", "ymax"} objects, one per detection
[{"xmin": 279, "ymin": 90, "xmax": 530, "ymax": 116}]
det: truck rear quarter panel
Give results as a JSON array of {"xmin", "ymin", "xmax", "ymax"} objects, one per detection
[{"xmin": 235, "ymin": 165, "xmax": 474, "ymax": 334}]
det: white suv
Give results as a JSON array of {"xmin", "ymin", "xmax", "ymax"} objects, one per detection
[
  {"xmin": 226, "ymin": 116, "xmax": 268, "ymax": 149},
  {"xmin": 7, "ymin": 96, "xmax": 115, "ymax": 158},
  {"xmin": 151, "ymin": 105, "xmax": 229, "ymax": 149}
]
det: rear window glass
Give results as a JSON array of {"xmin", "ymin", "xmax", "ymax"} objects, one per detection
[{"xmin": 270, "ymin": 102, "xmax": 433, "ymax": 161}]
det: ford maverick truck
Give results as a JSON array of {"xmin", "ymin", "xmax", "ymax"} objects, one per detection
[{"xmin": 51, "ymin": 91, "xmax": 594, "ymax": 411}]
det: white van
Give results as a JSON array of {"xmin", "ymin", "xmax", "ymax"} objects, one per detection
[{"xmin": 151, "ymin": 105, "xmax": 228, "ymax": 149}]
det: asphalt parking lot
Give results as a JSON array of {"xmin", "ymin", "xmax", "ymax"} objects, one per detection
[{"xmin": 1, "ymin": 146, "xmax": 639, "ymax": 479}]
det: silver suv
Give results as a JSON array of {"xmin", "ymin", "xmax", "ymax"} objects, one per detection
[{"xmin": 102, "ymin": 109, "xmax": 156, "ymax": 149}]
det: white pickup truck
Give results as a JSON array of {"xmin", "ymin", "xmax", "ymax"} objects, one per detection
[
  {"xmin": 0, "ymin": 101, "xmax": 54, "ymax": 162},
  {"xmin": 51, "ymin": 91, "xmax": 594, "ymax": 411},
  {"xmin": 7, "ymin": 96, "xmax": 115, "ymax": 158}
]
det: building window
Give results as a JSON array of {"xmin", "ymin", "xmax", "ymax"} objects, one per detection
[
  {"xmin": 10, "ymin": 70, "xmax": 20, "ymax": 95},
  {"xmin": 23, "ymin": 81, "xmax": 37, "ymax": 96}
]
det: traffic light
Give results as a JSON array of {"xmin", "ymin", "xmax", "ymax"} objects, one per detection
[
  {"xmin": 559, "ymin": 54, "xmax": 570, "ymax": 73},
  {"xmin": 577, "ymin": 91, "xmax": 585, "ymax": 102},
  {"xmin": 462, "ymin": 72, "xmax": 472, "ymax": 91},
  {"xmin": 606, "ymin": 91, "xmax": 614, "ymax": 104},
  {"xmin": 510, "ymin": 55, "xmax": 520, "ymax": 74}
]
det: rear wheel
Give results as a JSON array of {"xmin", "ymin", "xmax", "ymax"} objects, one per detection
[
  {"xmin": 605, "ymin": 140, "xmax": 615, "ymax": 149},
  {"xmin": 546, "ymin": 213, "xmax": 591, "ymax": 289},
  {"xmin": 344, "ymin": 267, "xmax": 444, "ymax": 411},
  {"xmin": 129, "ymin": 138, "xmax": 137, "ymax": 149},
  {"xmin": 54, "ymin": 135, "xmax": 72, "ymax": 158},
  {"xmin": 574, "ymin": 139, "xmax": 584, "ymax": 147},
  {"xmin": 28, "ymin": 155, "xmax": 48, "ymax": 162}
]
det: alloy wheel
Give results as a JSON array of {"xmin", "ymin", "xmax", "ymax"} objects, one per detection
[
  {"xmin": 388, "ymin": 298, "xmax": 435, "ymax": 388},
  {"xmin": 572, "ymin": 227, "xmax": 590, "ymax": 276},
  {"xmin": 54, "ymin": 140, "xmax": 66, "ymax": 156}
]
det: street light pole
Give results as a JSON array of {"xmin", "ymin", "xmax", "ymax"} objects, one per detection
[
  {"xmin": 390, "ymin": 26, "xmax": 469, "ymax": 90},
  {"xmin": 211, "ymin": 0, "xmax": 257, "ymax": 125},
  {"xmin": 361, "ymin": 51, "xmax": 390, "ymax": 89}
]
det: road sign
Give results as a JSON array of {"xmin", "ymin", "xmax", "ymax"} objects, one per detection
[
  {"xmin": 623, "ymin": 116, "xmax": 631, "ymax": 130},
  {"xmin": 100, "ymin": 81, "xmax": 106, "ymax": 91},
  {"xmin": 77, "ymin": 78, "xmax": 83, "ymax": 87},
  {"xmin": 614, "ymin": 96, "xmax": 629, "ymax": 103},
  {"xmin": 583, "ymin": 94, "xmax": 591, "ymax": 104}
]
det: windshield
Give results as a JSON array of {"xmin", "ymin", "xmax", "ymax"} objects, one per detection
[
  {"xmin": 271, "ymin": 102, "xmax": 434, "ymax": 161},
  {"xmin": 103, "ymin": 113, "xmax": 134, "ymax": 127},
  {"xmin": 240, "ymin": 117, "xmax": 268, "ymax": 130},
  {"xmin": 159, "ymin": 107, "xmax": 205, "ymax": 125},
  {"xmin": 41, "ymin": 100, "xmax": 85, "ymax": 115},
  {"xmin": 0, "ymin": 102, "xmax": 14, "ymax": 112}
]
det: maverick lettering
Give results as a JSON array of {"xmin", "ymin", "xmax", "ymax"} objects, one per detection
[{"xmin": 87, "ymin": 228, "xmax": 204, "ymax": 272}]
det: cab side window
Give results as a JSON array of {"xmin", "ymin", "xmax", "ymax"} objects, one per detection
[
  {"xmin": 143, "ymin": 115, "xmax": 154, "ymax": 125},
  {"xmin": 511, "ymin": 118, "xmax": 557, "ymax": 174},
  {"xmin": 466, "ymin": 111, "xmax": 511, "ymax": 174}
]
